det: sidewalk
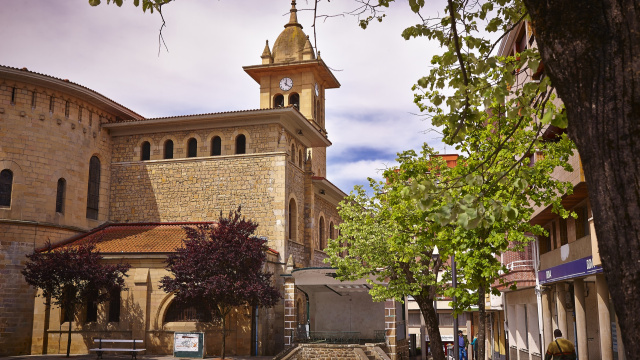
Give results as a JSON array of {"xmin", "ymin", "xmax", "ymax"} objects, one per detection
[{"xmin": 0, "ymin": 355, "xmax": 273, "ymax": 360}]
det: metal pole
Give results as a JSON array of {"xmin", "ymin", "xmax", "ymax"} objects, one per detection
[{"xmin": 453, "ymin": 254, "xmax": 458, "ymax": 360}]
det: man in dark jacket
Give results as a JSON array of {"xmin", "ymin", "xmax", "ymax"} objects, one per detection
[{"xmin": 544, "ymin": 329, "xmax": 576, "ymax": 360}]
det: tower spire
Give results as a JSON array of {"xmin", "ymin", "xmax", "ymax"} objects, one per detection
[{"xmin": 285, "ymin": 0, "xmax": 302, "ymax": 29}]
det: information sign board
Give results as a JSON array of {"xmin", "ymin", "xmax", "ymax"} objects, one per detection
[{"xmin": 174, "ymin": 332, "xmax": 204, "ymax": 358}]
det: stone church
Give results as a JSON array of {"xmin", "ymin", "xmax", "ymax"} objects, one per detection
[{"xmin": 0, "ymin": 1, "xmax": 347, "ymax": 356}]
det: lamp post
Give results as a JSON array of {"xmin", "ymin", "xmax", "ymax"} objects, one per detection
[{"xmin": 452, "ymin": 254, "xmax": 458, "ymax": 360}]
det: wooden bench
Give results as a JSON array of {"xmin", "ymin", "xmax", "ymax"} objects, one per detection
[{"xmin": 89, "ymin": 338, "xmax": 145, "ymax": 360}]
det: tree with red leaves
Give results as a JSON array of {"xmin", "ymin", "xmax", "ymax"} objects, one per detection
[
  {"xmin": 22, "ymin": 241, "xmax": 130, "ymax": 357},
  {"xmin": 159, "ymin": 208, "xmax": 281, "ymax": 359}
]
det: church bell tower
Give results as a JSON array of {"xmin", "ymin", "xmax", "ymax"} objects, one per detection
[{"xmin": 243, "ymin": 0, "xmax": 340, "ymax": 177}]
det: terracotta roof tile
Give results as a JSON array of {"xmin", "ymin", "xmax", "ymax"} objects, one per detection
[{"xmin": 49, "ymin": 222, "xmax": 279, "ymax": 255}]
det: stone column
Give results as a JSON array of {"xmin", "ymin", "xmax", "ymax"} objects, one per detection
[
  {"xmin": 555, "ymin": 283, "xmax": 568, "ymax": 337},
  {"xmin": 541, "ymin": 289, "xmax": 553, "ymax": 351},
  {"xmin": 283, "ymin": 276, "xmax": 296, "ymax": 347},
  {"xmin": 596, "ymin": 274, "xmax": 613, "ymax": 360},
  {"xmin": 385, "ymin": 299, "xmax": 398, "ymax": 360},
  {"xmin": 574, "ymin": 279, "xmax": 588, "ymax": 360}
]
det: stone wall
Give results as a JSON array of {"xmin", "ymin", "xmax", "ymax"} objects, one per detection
[
  {"xmin": 0, "ymin": 79, "xmax": 117, "ymax": 355},
  {"xmin": 109, "ymin": 153, "xmax": 287, "ymax": 252},
  {"xmin": 0, "ymin": 82, "xmax": 113, "ymax": 229},
  {"xmin": 31, "ymin": 254, "xmax": 285, "ymax": 356},
  {"xmin": 110, "ymin": 123, "xmax": 285, "ymax": 162}
]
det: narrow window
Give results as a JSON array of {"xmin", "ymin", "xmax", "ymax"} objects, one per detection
[
  {"xmin": 108, "ymin": 290, "xmax": 121, "ymax": 323},
  {"xmin": 299, "ymin": 149, "xmax": 303, "ymax": 167},
  {"xmin": 289, "ymin": 198, "xmax": 297, "ymax": 241},
  {"xmin": 49, "ymin": 96, "xmax": 55, "ymax": 113},
  {"xmin": 211, "ymin": 136, "xmax": 221, "ymax": 156},
  {"xmin": 85, "ymin": 297, "xmax": 98, "ymax": 323},
  {"xmin": 31, "ymin": 91, "xmax": 37, "ymax": 109},
  {"xmin": 89, "ymin": 112, "xmax": 93, "ymax": 126},
  {"xmin": 289, "ymin": 93, "xmax": 300, "ymax": 108},
  {"xmin": 329, "ymin": 221, "xmax": 335, "ymax": 240},
  {"xmin": 559, "ymin": 218, "xmax": 568, "ymax": 246},
  {"xmin": 575, "ymin": 205, "xmax": 590, "ymax": 239},
  {"xmin": 187, "ymin": 138, "xmax": 198, "ymax": 157},
  {"xmin": 0, "ymin": 169, "xmax": 13, "ymax": 207},
  {"xmin": 164, "ymin": 140, "xmax": 174, "ymax": 159},
  {"xmin": 290, "ymin": 144, "xmax": 296, "ymax": 164},
  {"xmin": 319, "ymin": 216, "xmax": 325, "ymax": 250},
  {"xmin": 141, "ymin": 141, "xmax": 151, "ymax": 161},
  {"xmin": 86, "ymin": 156, "xmax": 100, "ymax": 220},
  {"xmin": 236, "ymin": 134, "xmax": 246, "ymax": 154},
  {"xmin": 78, "ymin": 106, "xmax": 83, "ymax": 122},
  {"xmin": 65, "ymin": 101, "xmax": 70, "ymax": 118},
  {"xmin": 274, "ymin": 94, "xmax": 284, "ymax": 108},
  {"xmin": 61, "ymin": 286, "xmax": 74, "ymax": 323},
  {"xmin": 56, "ymin": 178, "xmax": 66, "ymax": 213},
  {"xmin": 11, "ymin": 87, "xmax": 16, "ymax": 104}
]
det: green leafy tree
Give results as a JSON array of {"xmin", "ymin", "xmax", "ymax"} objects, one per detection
[
  {"xmin": 22, "ymin": 242, "xmax": 130, "ymax": 357},
  {"xmin": 326, "ymin": 147, "xmax": 452, "ymax": 360},
  {"xmin": 356, "ymin": 0, "xmax": 640, "ymax": 356}
]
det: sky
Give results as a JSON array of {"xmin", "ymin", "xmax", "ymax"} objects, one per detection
[{"xmin": 0, "ymin": 0, "xmax": 450, "ymax": 194}]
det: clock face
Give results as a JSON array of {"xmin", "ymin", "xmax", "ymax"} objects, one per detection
[
  {"xmin": 279, "ymin": 77, "xmax": 293, "ymax": 91},
  {"xmin": 315, "ymin": 83, "xmax": 319, "ymax": 96}
]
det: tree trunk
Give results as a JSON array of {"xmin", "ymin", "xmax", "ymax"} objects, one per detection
[
  {"xmin": 220, "ymin": 309, "xmax": 227, "ymax": 359},
  {"xmin": 415, "ymin": 292, "xmax": 446, "ymax": 360},
  {"xmin": 66, "ymin": 303, "xmax": 73, "ymax": 358},
  {"xmin": 477, "ymin": 285, "xmax": 486, "ymax": 360},
  {"xmin": 522, "ymin": 1, "xmax": 640, "ymax": 359}
]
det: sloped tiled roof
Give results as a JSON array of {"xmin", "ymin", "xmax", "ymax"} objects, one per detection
[{"xmin": 47, "ymin": 222, "xmax": 279, "ymax": 255}]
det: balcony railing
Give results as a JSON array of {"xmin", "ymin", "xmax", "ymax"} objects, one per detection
[{"xmin": 506, "ymin": 260, "xmax": 534, "ymax": 271}]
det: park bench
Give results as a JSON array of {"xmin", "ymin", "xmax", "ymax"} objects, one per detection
[{"xmin": 89, "ymin": 338, "xmax": 145, "ymax": 360}]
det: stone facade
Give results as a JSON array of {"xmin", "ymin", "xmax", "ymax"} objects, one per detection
[{"xmin": 1, "ymin": 2, "xmax": 347, "ymax": 356}]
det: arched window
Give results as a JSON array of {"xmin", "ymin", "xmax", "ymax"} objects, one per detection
[
  {"xmin": 289, "ymin": 93, "xmax": 300, "ymax": 109},
  {"xmin": 329, "ymin": 221, "xmax": 335, "ymax": 241},
  {"xmin": 0, "ymin": 169, "xmax": 13, "ymax": 207},
  {"xmin": 299, "ymin": 149, "xmax": 303, "ymax": 167},
  {"xmin": 86, "ymin": 156, "xmax": 100, "ymax": 220},
  {"xmin": 211, "ymin": 136, "xmax": 222, "ymax": 156},
  {"xmin": 56, "ymin": 178, "xmax": 66, "ymax": 214},
  {"xmin": 187, "ymin": 138, "xmax": 198, "ymax": 158},
  {"xmin": 319, "ymin": 216, "xmax": 325, "ymax": 250},
  {"xmin": 164, "ymin": 140, "xmax": 174, "ymax": 159},
  {"xmin": 164, "ymin": 300, "xmax": 213, "ymax": 323},
  {"xmin": 141, "ymin": 141, "xmax": 151, "ymax": 161},
  {"xmin": 289, "ymin": 198, "xmax": 297, "ymax": 241},
  {"xmin": 274, "ymin": 94, "xmax": 284, "ymax": 108},
  {"xmin": 291, "ymin": 144, "xmax": 296, "ymax": 164},
  {"xmin": 236, "ymin": 134, "xmax": 246, "ymax": 154}
]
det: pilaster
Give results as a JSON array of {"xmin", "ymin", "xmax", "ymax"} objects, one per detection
[
  {"xmin": 573, "ymin": 278, "xmax": 588, "ymax": 360},
  {"xmin": 596, "ymin": 275, "xmax": 613, "ymax": 360}
]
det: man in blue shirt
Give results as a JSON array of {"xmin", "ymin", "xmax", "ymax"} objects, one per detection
[{"xmin": 458, "ymin": 330, "xmax": 469, "ymax": 360}]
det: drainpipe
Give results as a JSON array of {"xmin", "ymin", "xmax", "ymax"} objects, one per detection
[
  {"xmin": 254, "ymin": 305, "xmax": 259, "ymax": 356},
  {"xmin": 296, "ymin": 286, "xmax": 311, "ymax": 332},
  {"xmin": 533, "ymin": 237, "xmax": 546, "ymax": 355}
]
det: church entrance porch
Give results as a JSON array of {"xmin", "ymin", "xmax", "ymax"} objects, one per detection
[{"xmin": 282, "ymin": 267, "xmax": 409, "ymax": 360}]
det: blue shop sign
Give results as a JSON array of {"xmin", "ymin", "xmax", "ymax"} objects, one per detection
[{"xmin": 538, "ymin": 256, "xmax": 602, "ymax": 284}]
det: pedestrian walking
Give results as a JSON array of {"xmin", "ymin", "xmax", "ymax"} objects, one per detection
[
  {"xmin": 458, "ymin": 330, "xmax": 469, "ymax": 360},
  {"xmin": 544, "ymin": 329, "xmax": 576, "ymax": 360},
  {"xmin": 471, "ymin": 333, "xmax": 478, "ymax": 360}
]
